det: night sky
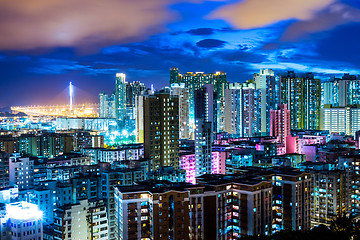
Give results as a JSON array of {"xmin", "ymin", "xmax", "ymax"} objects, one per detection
[{"xmin": 0, "ymin": 0, "xmax": 360, "ymax": 107}]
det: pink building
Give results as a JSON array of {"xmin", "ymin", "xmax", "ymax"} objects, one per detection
[
  {"xmin": 286, "ymin": 135, "xmax": 300, "ymax": 154},
  {"xmin": 180, "ymin": 151, "xmax": 226, "ymax": 184},
  {"xmin": 179, "ymin": 153, "xmax": 196, "ymax": 184},
  {"xmin": 270, "ymin": 104, "xmax": 291, "ymax": 144},
  {"xmin": 211, "ymin": 151, "xmax": 226, "ymax": 174}
]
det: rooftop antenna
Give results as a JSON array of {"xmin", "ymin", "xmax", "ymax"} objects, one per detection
[{"xmin": 69, "ymin": 82, "xmax": 73, "ymax": 111}]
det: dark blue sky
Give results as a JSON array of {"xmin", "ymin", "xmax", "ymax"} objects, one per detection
[{"xmin": 0, "ymin": 0, "xmax": 360, "ymax": 107}]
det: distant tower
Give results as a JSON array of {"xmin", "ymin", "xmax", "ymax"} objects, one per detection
[
  {"xmin": 115, "ymin": 73, "xmax": 127, "ymax": 122},
  {"xmin": 69, "ymin": 82, "xmax": 73, "ymax": 111}
]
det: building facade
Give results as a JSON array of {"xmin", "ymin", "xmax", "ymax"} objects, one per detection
[
  {"xmin": 280, "ymin": 72, "xmax": 321, "ymax": 130},
  {"xmin": 143, "ymin": 92, "xmax": 180, "ymax": 170}
]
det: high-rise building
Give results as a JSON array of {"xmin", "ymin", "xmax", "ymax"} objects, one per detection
[
  {"xmin": 54, "ymin": 200, "xmax": 89, "ymax": 240},
  {"xmin": 114, "ymin": 177, "xmax": 274, "ymax": 240},
  {"xmin": 270, "ymin": 104, "xmax": 291, "ymax": 144},
  {"xmin": 115, "ymin": 73, "xmax": 127, "ymax": 123},
  {"xmin": 0, "ymin": 201, "xmax": 43, "ymax": 240},
  {"xmin": 280, "ymin": 71, "xmax": 321, "ymax": 130},
  {"xmin": 194, "ymin": 84, "xmax": 215, "ymax": 132},
  {"xmin": 106, "ymin": 73, "xmax": 146, "ymax": 128},
  {"xmin": 254, "ymin": 69, "xmax": 278, "ymax": 135},
  {"xmin": 88, "ymin": 199, "xmax": 108, "ymax": 240},
  {"xmin": 143, "ymin": 91, "xmax": 179, "ymax": 170},
  {"xmin": 0, "ymin": 151, "xmax": 9, "ymax": 189},
  {"xmin": 114, "ymin": 182, "xmax": 200, "ymax": 240},
  {"xmin": 321, "ymin": 80, "xmax": 337, "ymax": 107},
  {"xmin": 322, "ymin": 74, "xmax": 360, "ymax": 107},
  {"xmin": 135, "ymin": 95, "xmax": 146, "ymax": 143},
  {"xmin": 125, "ymin": 81, "xmax": 146, "ymax": 110},
  {"xmin": 125, "ymin": 81, "xmax": 146, "ymax": 129},
  {"xmin": 349, "ymin": 155, "xmax": 360, "ymax": 214},
  {"xmin": 170, "ymin": 83, "xmax": 190, "ymax": 139},
  {"xmin": 170, "ymin": 67, "xmax": 180, "ymax": 84},
  {"xmin": 197, "ymin": 175, "xmax": 273, "ymax": 238},
  {"xmin": 9, "ymin": 154, "xmax": 34, "ymax": 190},
  {"xmin": 321, "ymin": 104, "xmax": 360, "ymax": 137},
  {"xmin": 310, "ymin": 170, "xmax": 348, "ymax": 226},
  {"xmin": 225, "ymin": 82, "xmax": 260, "ymax": 137},
  {"xmin": 101, "ymin": 169, "xmax": 147, "ymax": 240},
  {"xmin": 269, "ymin": 170, "xmax": 311, "ymax": 232},
  {"xmin": 194, "ymin": 84, "xmax": 215, "ymax": 177},
  {"xmin": 194, "ymin": 119, "xmax": 212, "ymax": 177},
  {"xmin": 170, "ymin": 68, "xmax": 227, "ymax": 133},
  {"xmin": 99, "ymin": 92, "xmax": 116, "ymax": 118}
]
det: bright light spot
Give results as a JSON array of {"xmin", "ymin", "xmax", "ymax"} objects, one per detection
[{"xmin": 6, "ymin": 201, "xmax": 43, "ymax": 220}]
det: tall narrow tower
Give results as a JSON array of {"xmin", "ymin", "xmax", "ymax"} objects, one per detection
[{"xmin": 69, "ymin": 82, "xmax": 73, "ymax": 111}]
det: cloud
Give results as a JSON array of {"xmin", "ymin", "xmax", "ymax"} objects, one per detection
[
  {"xmin": 186, "ymin": 28, "xmax": 215, "ymax": 36},
  {"xmin": 281, "ymin": 3, "xmax": 360, "ymax": 41},
  {"xmin": 210, "ymin": 0, "xmax": 360, "ymax": 42},
  {"xmin": 196, "ymin": 39, "xmax": 226, "ymax": 48},
  {"xmin": 209, "ymin": 0, "xmax": 335, "ymax": 29},
  {"xmin": 0, "ymin": 0, "xmax": 178, "ymax": 52}
]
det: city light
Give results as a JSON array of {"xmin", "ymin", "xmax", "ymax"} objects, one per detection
[
  {"xmin": 11, "ymin": 104, "xmax": 99, "ymax": 118},
  {"xmin": 6, "ymin": 201, "xmax": 43, "ymax": 220},
  {"xmin": 0, "ymin": 1, "xmax": 360, "ymax": 238},
  {"xmin": 69, "ymin": 81, "xmax": 73, "ymax": 111}
]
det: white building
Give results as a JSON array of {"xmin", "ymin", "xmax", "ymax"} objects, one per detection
[
  {"xmin": 55, "ymin": 118, "xmax": 117, "ymax": 131},
  {"xmin": 170, "ymin": 83, "xmax": 191, "ymax": 139},
  {"xmin": 0, "ymin": 201, "xmax": 43, "ymax": 240},
  {"xmin": 9, "ymin": 154, "xmax": 34, "ymax": 190},
  {"xmin": 81, "ymin": 145, "xmax": 144, "ymax": 164},
  {"xmin": 322, "ymin": 105, "xmax": 360, "ymax": 137},
  {"xmin": 99, "ymin": 92, "xmax": 116, "ymax": 118},
  {"xmin": 254, "ymin": 69, "xmax": 276, "ymax": 136},
  {"xmin": 54, "ymin": 200, "xmax": 88, "ymax": 240}
]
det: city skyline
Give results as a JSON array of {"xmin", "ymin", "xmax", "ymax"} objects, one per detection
[
  {"xmin": 1, "ymin": 0, "xmax": 360, "ymax": 107},
  {"xmin": 2, "ymin": 1, "xmax": 360, "ymax": 239}
]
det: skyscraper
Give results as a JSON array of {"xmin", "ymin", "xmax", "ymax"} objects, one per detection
[
  {"xmin": 322, "ymin": 74, "xmax": 360, "ymax": 107},
  {"xmin": 194, "ymin": 84, "xmax": 215, "ymax": 177},
  {"xmin": 280, "ymin": 71, "xmax": 321, "ymax": 130},
  {"xmin": 194, "ymin": 119, "xmax": 213, "ymax": 177},
  {"xmin": 170, "ymin": 67, "xmax": 180, "ymax": 84},
  {"xmin": 143, "ymin": 91, "xmax": 179, "ymax": 170},
  {"xmin": 225, "ymin": 82, "xmax": 260, "ymax": 137},
  {"xmin": 254, "ymin": 69, "xmax": 278, "ymax": 135},
  {"xmin": 194, "ymin": 84, "xmax": 215, "ymax": 132},
  {"xmin": 125, "ymin": 81, "xmax": 146, "ymax": 125},
  {"xmin": 170, "ymin": 68, "xmax": 227, "ymax": 132},
  {"xmin": 135, "ymin": 95, "xmax": 146, "ymax": 143},
  {"xmin": 170, "ymin": 83, "xmax": 190, "ymax": 139},
  {"xmin": 99, "ymin": 91, "xmax": 116, "ymax": 118},
  {"xmin": 115, "ymin": 73, "xmax": 127, "ymax": 123}
]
